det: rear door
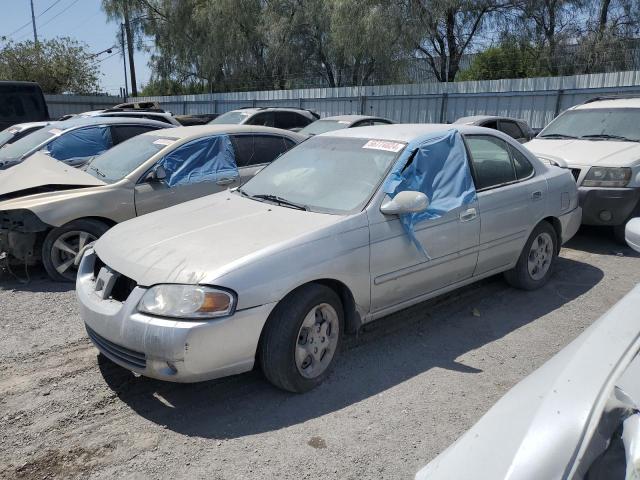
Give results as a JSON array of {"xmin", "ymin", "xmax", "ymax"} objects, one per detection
[
  {"xmin": 465, "ymin": 134, "xmax": 545, "ymax": 276},
  {"xmin": 232, "ymin": 133, "xmax": 297, "ymax": 185},
  {"xmin": 134, "ymin": 135, "xmax": 239, "ymax": 216}
]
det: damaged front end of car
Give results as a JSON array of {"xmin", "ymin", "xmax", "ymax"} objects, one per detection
[{"xmin": 0, "ymin": 209, "xmax": 50, "ymax": 266}]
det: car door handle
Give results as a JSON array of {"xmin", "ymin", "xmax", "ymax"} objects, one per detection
[
  {"xmin": 531, "ymin": 191, "xmax": 543, "ymax": 201},
  {"xmin": 216, "ymin": 177, "xmax": 236, "ymax": 185},
  {"xmin": 459, "ymin": 207, "xmax": 477, "ymax": 222}
]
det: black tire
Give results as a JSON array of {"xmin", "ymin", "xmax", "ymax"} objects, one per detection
[
  {"xmin": 504, "ymin": 221, "xmax": 558, "ymax": 290},
  {"xmin": 258, "ymin": 284, "xmax": 344, "ymax": 393},
  {"xmin": 42, "ymin": 219, "xmax": 110, "ymax": 282}
]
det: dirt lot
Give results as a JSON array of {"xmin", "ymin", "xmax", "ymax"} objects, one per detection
[{"xmin": 1, "ymin": 227, "xmax": 639, "ymax": 480}]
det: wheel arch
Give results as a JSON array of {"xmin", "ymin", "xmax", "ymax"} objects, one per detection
[{"xmin": 542, "ymin": 216, "xmax": 562, "ymax": 254}]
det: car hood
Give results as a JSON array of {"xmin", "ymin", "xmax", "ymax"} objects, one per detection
[
  {"xmin": 415, "ymin": 284, "xmax": 640, "ymax": 480},
  {"xmin": 526, "ymin": 138, "xmax": 640, "ymax": 167},
  {"xmin": 0, "ymin": 152, "xmax": 105, "ymax": 199},
  {"xmin": 94, "ymin": 192, "xmax": 344, "ymax": 286}
]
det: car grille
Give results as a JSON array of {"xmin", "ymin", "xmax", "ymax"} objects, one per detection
[
  {"xmin": 93, "ymin": 255, "xmax": 138, "ymax": 303},
  {"xmin": 86, "ymin": 325, "xmax": 146, "ymax": 369},
  {"xmin": 570, "ymin": 168, "xmax": 581, "ymax": 182}
]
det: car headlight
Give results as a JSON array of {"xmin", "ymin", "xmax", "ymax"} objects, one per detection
[
  {"xmin": 137, "ymin": 285, "xmax": 236, "ymax": 319},
  {"xmin": 582, "ymin": 167, "xmax": 632, "ymax": 187}
]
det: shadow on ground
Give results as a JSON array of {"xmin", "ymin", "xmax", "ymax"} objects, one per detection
[
  {"xmin": 566, "ymin": 225, "xmax": 640, "ymax": 257},
  {"xmin": 0, "ymin": 265, "xmax": 74, "ymax": 293},
  {"xmin": 98, "ymin": 255, "xmax": 603, "ymax": 440}
]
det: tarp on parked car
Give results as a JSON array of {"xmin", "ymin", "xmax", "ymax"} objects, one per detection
[
  {"xmin": 383, "ymin": 129, "xmax": 477, "ymax": 257},
  {"xmin": 158, "ymin": 134, "xmax": 239, "ymax": 187},
  {"xmin": 47, "ymin": 126, "xmax": 113, "ymax": 161}
]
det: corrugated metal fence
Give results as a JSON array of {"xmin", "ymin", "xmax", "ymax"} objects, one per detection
[
  {"xmin": 129, "ymin": 71, "xmax": 640, "ymax": 128},
  {"xmin": 44, "ymin": 94, "xmax": 123, "ymax": 119}
]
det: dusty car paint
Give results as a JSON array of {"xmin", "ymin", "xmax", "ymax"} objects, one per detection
[{"xmin": 78, "ymin": 124, "xmax": 582, "ymax": 387}]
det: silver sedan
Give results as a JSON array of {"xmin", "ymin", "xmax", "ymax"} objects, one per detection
[{"xmin": 77, "ymin": 124, "xmax": 582, "ymax": 392}]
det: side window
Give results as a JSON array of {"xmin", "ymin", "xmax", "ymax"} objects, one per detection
[
  {"xmin": 481, "ymin": 120, "xmax": 498, "ymax": 130},
  {"xmin": 500, "ymin": 120, "xmax": 524, "ymax": 140},
  {"xmin": 158, "ymin": 135, "xmax": 238, "ymax": 187},
  {"xmin": 465, "ymin": 135, "xmax": 516, "ymax": 190},
  {"xmin": 47, "ymin": 126, "xmax": 112, "ymax": 161},
  {"xmin": 246, "ymin": 112, "xmax": 274, "ymax": 127},
  {"xmin": 371, "ymin": 120, "xmax": 392, "ymax": 125},
  {"xmin": 251, "ymin": 135, "xmax": 296, "ymax": 165},
  {"xmin": 353, "ymin": 120, "xmax": 372, "ymax": 127},
  {"xmin": 230, "ymin": 135, "xmax": 255, "ymax": 167},
  {"xmin": 111, "ymin": 125, "xmax": 159, "ymax": 145},
  {"xmin": 275, "ymin": 112, "xmax": 310, "ymax": 129},
  {"xmin": 509, "ymin": 144, "xmax": 535, "ymax": 179}
]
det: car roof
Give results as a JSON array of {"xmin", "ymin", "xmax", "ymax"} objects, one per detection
[
  {"xmin": 52, "ymin": 116, "xmax": 172, "ymax": 130},
  {"xmin": 8, "ymin": 121, "xmax": 52, "ymax": 131},
  {"xmin": 574, "ymin": 97, "xmax": 640, "ymax": 110},
  {"xmin": 142, "ymin": 124, "xmax": 307, "ymax": 141},
  {"xmin": 322, "ymin": 123, "xmax": 486, "ymax": 142},
  {"xmin": 454, "ymin": 115, "xmax": 524, "ymax": 124},
  {"xmin": 318, "ymin": 115, "xmax": 389, "ymax": 122},
  {"xmin": 229, "ymin": 107, "xmax": 316, "ymax": 117}
]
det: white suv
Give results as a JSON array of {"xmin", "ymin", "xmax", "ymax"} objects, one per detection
[{"xmin": 526, "ymin": 96, "xmax": 640, "ymax": 241}]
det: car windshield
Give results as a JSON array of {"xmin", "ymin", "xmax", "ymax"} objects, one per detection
[
  {"xmin": 540, "ymin": 108, "xmax": 640, "ymax": 141},
  {"xmin": 239, "ymin": 136, "xmax": 404, "ymax": 214},
  {"xmin": 209, "ymin": 111, "xmax": 252, "ymax": 124},
  {"xmin": 300, "ymin": 120, "xmax": 351, "ymax": 135},
  {"xmin": 0, "ymin": 127, "xmax": 57, "ymax": 160},
  {"xmin": 0, "ymin": 127, "xmax": 18, "ymax": 147},
  {"xmin": 82, "ymin": 134, "xmax": 176, "ymax": 183}
]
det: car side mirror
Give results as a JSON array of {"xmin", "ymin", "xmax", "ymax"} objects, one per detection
[
  {"xmin": 380, "ymin": 191, "xmax": 429, "ymax": 215},
  {"xmin": 145, "ymin": 165, "xmax": 167, "ymax": 183},
  {"xmin": 626, "ymin": 218, "xmax": 640, "ymax": 253}
]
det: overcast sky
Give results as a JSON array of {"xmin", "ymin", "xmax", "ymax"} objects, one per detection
[{"xmin": 1, "ymin": 0, "xmax": 153, "ymax": 95}]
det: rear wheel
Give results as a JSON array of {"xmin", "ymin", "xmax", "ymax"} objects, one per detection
[
  {"xmin": 42, "ymin": 219, "xmax": 109, "ymax": 282},
  {"xmin": 504, "ymin": 221, "xmax": 558, "ymax": 290},
  {"xmin": 259, "ymin": 284, "xmax": 343, "ymax": 393}
]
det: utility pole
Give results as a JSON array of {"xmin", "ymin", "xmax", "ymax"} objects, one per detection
[
  {"xmin": 122, "ymin": 1, "xmax": 137, "ymax": 97},
  {"xmin": 30, "ymin": 0, "xmax": 38, "ymax": 44},
  {"xmin": 121, "ymin": 23, "xmax": 129, "ymax": 98}
]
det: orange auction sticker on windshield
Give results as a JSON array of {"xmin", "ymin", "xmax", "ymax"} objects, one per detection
[{"xmin": 362, "ymin": 140, "xmax": 405, "ymax": 153}]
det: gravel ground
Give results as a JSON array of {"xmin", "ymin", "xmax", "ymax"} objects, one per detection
[{"xmin": 1, "ymin": 226, "xmax": 639, "ymax": 480}]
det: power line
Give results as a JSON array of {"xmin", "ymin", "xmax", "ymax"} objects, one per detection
[
  {"xmin": 6, "ymin": 0, "xmax": 64, "ymax": 38},
  {"xmin": 38, "ymin": 0, "xmax": 82, "ymax": 30}
]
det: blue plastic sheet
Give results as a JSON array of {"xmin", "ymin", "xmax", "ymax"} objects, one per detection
[
  {"xmin": 383, "ymin": 129, "xmax": 477, "ymax": 257},
  {"xmin": 47, "ymin": 126, "xmax": 112, "ymax": 161},
  {"xmin": 159, "ymin": 135, "xmax": 239, "ymax": 187}
]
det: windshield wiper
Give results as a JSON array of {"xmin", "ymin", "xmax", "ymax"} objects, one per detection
[
  {"xmin": 580, "ymin": 134, "xmax": 640, "ymax": 142},
  {"xmin": 88, "ymin": 165, "xmax": 105, "ymax": 178},
  {"xmin": 538, "ymin": 133, "xmax": 578, "ymax": 139},
  {"xmin": 250, "ymin": 194, "xmax": 308, "ymax": 211}
]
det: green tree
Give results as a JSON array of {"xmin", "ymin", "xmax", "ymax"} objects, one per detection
[
  {"xmin": 457, "ymin": 40, "xmax": 544, "ymax": 80},
  {"xmin": 0, "ymin": 37, "xmax": 100, "ymax": 94}
]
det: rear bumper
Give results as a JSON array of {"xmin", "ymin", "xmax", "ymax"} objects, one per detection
[
  {"xmin": 77, "ymin": 249, "xmax": 276, "ymax": 383},
  {"xmin": 558, "ymin": 206, "xmax": 582, "ymax": 244},
  {"xmin": 578, "ymin": 187, "xmax": 640, "ymax": 226}
]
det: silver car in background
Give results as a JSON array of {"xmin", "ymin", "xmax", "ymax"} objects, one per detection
[{"xmin": 77, "ymin": 124, "xmax": 581, "ymax": 393}]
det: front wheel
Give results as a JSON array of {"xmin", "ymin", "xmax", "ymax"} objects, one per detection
[
  {"xmin": 504, "ymin": 221, "xmax": 558, "ymax": 290},
  {"xmin": 259, "ymin": 284, "xmax": 343, "ymax": 393},
  {"xmin": 42, "ymin": 219, "xmax": 110, "ymax": 282}
]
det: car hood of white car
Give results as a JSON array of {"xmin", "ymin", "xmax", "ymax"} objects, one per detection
[
  {"xmin": 415, "ymin": 284, "xmax": 640, "ymax": 480},
  {"xmin": 0, "ymin": 152, "xmax": 105, "ymax": 197},
  {"xmin": 526, "ymin": 138, "xmax": 640, "ymax": 168},
  {"xmin": 94, "ymin": 191, "xmax": 345, "ymax": 286}
]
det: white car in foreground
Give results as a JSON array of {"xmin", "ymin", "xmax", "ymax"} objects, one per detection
[{"xmin": 416, "ymin": 219, "xmax": 640, "ymax": 480}]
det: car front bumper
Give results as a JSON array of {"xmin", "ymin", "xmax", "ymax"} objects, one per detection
[
  {"xmin": 578, "ymin": 187, "xmax": 640, "ymax": 226},
  {"xmin": 77, "ymin": 248, "xmax": 277, "ymax": 383}
]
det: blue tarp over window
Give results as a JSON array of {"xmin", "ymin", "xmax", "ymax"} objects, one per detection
[
  {"xmin": 159, "ymin": 135, "xmax": 239, "ymax": 187},
  {"xmin": 47, "ymin": 126, "xmax": 112, "ymax": 161},
  {"xmin": 383, "ymin": 129, "xmax": 477, "ymax": 257}
]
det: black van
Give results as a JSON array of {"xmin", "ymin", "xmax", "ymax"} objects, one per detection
[{"xmin": 0, "ymin": 81, "xmax": 49, "ymax": 130}]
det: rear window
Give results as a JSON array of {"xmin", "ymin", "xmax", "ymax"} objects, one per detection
[
  {"xmin": 209, "ymin": 111, "xmax": 252, "ymax": 125},
  {"xmin": 300, "ymin": 120, "xmax": 350, "ymax": 135},
  {"xmin": 0, "ymin": 84, "xmax": 48, "ymax": 124}
]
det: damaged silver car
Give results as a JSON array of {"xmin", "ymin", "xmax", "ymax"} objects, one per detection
[
  {"xmin": 415, "ymin": 220, "xmax": 640, "ymax": 480},
  {"xmin": 77, "ymin": 124, "xmax": 581, "ymax": 393},
  {"xmin": 0, "ymin": 125, "xmax": 303, "ymax": 281}
]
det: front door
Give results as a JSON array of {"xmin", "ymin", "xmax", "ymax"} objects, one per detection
[{"xmin": 134, "ymin": 135, "xmax": 239, "ymax": 216}]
